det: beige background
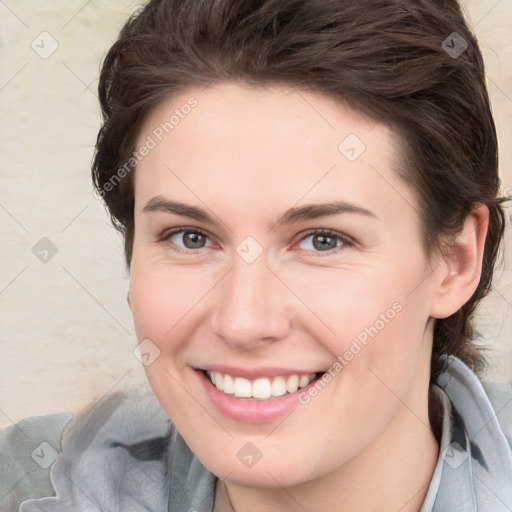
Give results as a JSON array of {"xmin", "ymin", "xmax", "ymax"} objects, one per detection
[{"xmin": 0, "ymin": 0, "xmax": 511, "ymax": 428}]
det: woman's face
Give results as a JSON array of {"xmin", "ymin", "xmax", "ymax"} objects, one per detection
[{"xmin": 129, "ymin": 81, "xmax": 440, "ymax": 487}]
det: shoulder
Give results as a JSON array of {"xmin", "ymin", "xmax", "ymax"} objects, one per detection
[
  {"xmin": 431, "ymin": 357, "xmax": 512, "ymax": 510},
  {"xmin": 482, "ymin": 379, "xmax": 512, "ymax": 448},
  {"xmin": 437, "ymin": 355, "xmax": 512, "ymax": 447},
  {"xmin": 0, "ymin": 411, "xmax": 74, "ymax": 511},
  {"xmin": 14, "ymin": 390, "xmax": 174, "ymax": 511}
]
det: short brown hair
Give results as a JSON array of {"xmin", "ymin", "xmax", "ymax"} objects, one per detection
[{"xmin": 92, "ymin": 0, "xmax": 507, "ymax": 379}]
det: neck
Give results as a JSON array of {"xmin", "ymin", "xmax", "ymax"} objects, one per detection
[{"xmin": 223, "ymin": 397, "xmax": 439, "ymax": 512}]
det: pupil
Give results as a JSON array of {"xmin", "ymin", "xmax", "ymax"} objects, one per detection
[
  {"xmin": 313, "ymin": 234, "xmax": 336, "ymax": 251},
  {"xmin": 184, "ymin": 232, "xmax": 205, "ymax": 249}
]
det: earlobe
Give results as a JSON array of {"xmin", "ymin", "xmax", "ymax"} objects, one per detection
[{"xmin": 429, "ymin": 204, "xmax": 489, "ymax": 319}]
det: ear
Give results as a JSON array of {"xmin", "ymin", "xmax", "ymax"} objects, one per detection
[{"xmin": 429, "ymin": 204, "xmax": 489, "ymax": 319}]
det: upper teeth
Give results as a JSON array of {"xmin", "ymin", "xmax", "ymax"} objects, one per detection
[{"xmin": 206, "ymin": 371, "xmax": 317, "ymax": 399}]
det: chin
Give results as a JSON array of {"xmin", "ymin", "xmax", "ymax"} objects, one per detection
[
  {"xmin": 213, "ymin": 460, "xmax": 309, "ymax": 488},
  {"xmin": 193, "ymin": 440, "xmax": 323, "ymax": 489}
]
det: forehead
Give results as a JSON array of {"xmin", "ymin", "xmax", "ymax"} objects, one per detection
[{"xmin": 134, "ymin": 81, "xmax": 414, "ymax": 221}]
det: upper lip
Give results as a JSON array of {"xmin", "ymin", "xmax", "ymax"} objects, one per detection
[{"xmin": 197, "ymin": 365, "xmax": 324, "ymax": 380}]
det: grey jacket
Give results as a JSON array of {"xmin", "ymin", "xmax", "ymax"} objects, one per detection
[{"xmin": 1, "ymin": 355, "xmax": 511, "ymax": 511}]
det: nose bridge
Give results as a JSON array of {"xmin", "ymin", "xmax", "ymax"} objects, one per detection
[{"xmin": 211, "ymin": 253, "xmax": 290, "ymax": 348}]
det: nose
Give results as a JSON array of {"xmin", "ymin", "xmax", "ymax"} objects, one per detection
[{"xmin": 210, "ymin": 255, "xmax": 292, "ymax": 351}]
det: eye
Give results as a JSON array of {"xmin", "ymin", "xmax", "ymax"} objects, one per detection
[
  {"xmin": 158, "ymin": 227, "xmax": 352, "ymax": 254},
  {"xmin": 296, "ymin": 229, "xmax": 352, "ymax": 253},
  {"xmin": 162, "ymin": 228, "xmax": 214, "ymax": 251}
]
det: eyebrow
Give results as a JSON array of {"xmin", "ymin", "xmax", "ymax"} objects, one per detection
[{"xmin": 142, "ymin": 196, "xmax": 377, "ymax": 227}]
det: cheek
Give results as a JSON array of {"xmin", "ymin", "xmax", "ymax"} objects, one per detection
[
  {"xmin": 127, "ymin": 262, "xmax": 210, "ymax": 424},
  {"xmin": 281, "ymin": 262, "xmax": 417, "ymax": 342},
  {"xmin": 286, "ymin": 260, "xmax": 432, "ymax": 386},
  {"xmin": 128, "ymin": 260, "xmax": 215, "ymax": 344}
]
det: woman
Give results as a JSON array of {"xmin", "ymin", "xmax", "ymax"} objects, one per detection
[{"xmin": 1, "ymin": 0, "xmax": 511, "ymax": 510}]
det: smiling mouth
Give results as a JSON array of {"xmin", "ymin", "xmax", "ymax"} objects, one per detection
[{"xmin": 203, "ymin": 370, "xmax": 322, "ymax": 400}]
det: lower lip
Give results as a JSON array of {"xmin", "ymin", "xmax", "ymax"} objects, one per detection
[{"xmin": 196, "ymin": 370, "xmax": 321, "ymax": 424}]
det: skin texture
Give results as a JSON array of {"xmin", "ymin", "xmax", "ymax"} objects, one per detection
[{"xmin": 128, "ymin": 81, "xmax": 489, "ymax": 512}]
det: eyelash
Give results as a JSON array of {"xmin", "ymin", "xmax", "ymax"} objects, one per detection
[{"xmin": 158, "ymin": 227, "xmax": 354, "ymax": 256}]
